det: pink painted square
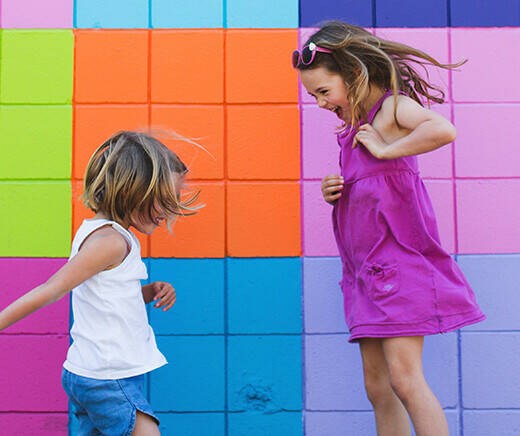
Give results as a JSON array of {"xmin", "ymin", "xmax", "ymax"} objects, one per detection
[
  {"xmin": 1, "ymin": 414, "xmax": 68, "ymax": 435},
  {"xmin": 456, "ymin": 180, "xmax": 520, "ymax": 254},
  {"xmin": 302, "ymin": 181, "xmax": 339, "ymax": 257},
  {"xmin": 0, "ymin": 258, "xmax": 69, "ymax": 334},
  {"xmin": 375, "ymin": 28, "xmax": 451, "ymax": 101},
  {"xmin": 454, "ymin": 103, "xmax": 520, "ymax": 178},
  {"xmin": 452, "ymin": 28, "xmax": 520, "ymax": 102},
  {"xmin": 301, "ymin": 104, "xmax": 341, "ymax": 179},
  {"xmin": 418, "ymin": 103, "xmax": 453, "ymax": 179},
  {"xmin": 424, "ymin": 180, "xmax": 455, "ymax": 254},
  {"xmin": 1, "ymin": 0, "xmax": 73, "ymax": 28},
  {"xmin": 0, "ymin": 335, "xmax": 69, "ymax": 411}
]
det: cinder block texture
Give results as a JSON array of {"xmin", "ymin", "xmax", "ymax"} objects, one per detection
[
  {"xmin": 227, "ymin": 0, "xmax": 298, "ymax": 28},
  {"xmin": 75, "ymin": 0, "xmax": 148, "ymax": 28},
  {"xmin": 151, "ymin": 0, "xmax": 223, "ymax": 28},
  {"xmin": 451, "ymin": 0, "xmax": 520, "ymax": 27},
  {"xmin": 463, "ymin": 411, "xmax": 520, "ymax": 435},
  {"xmin": 1, "ymin": 0, "xmax": 73, "ymax": 28},
  {"xmin": 156, "ymin": 413, "xmax": 225, "ymax": 435},
  {"xmin": 376, "ymin": 0, "xmax": 447, "ymax": 27},
  {"xmin": 228, "ymin": 336, "xmax": 302, "ymax": 412},
  {"xmin": 228, "ymin": 412, "xmax": 303, "ymax": 436},
  {"xmin": 0, "ymin": 414, "xmax": 68, "ymax": 436},
  {"xmin": 149, "ymin": 258, "xmax": 225, "ymax": 335},
  {"xmin": 300, "ymin": 0, "xmax": 373, "ymax": 28},
  {"xmin": 228, "ymin": 258, "xmax": 302, "ymax": 334}
]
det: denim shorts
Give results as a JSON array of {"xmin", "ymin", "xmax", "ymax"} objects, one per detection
[{"xmin": 62, "ymin": 368, "xmax": 159, "ymax": 436}]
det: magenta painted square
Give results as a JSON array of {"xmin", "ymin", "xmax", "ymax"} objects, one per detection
[
  {"xmin": 457, "ymin": 180, "xmax": 520, "ymax": 254},
  {"xmin": 454, "ymin": 104, "xmax": 520, "ymax": 178},
  {"xmin": 0, "ymin": 335, "xmax": 68, "ymax": 411},
  {"xmin": 303, "ymin": 182, "xmax": 339, "ymax": 257},
  {"xmin": 375, "ymin": 28, "xmax": 450, "ymax": 100},
  {"xmin": 301, "ymin": 104, "xmax": 341, "ymax": 179},
  {"xmin": 1, "ymin": 414, "xmax": 68, "ymax": 435},
  {"xmin": 0, "ymin": 258, "xmax": 69, "ymax": 334},
  {"xmin": 1, "ymin": 0, "xmax": 73, "ymax": 28},
  {"xmin": 418, "ymin": 104, "xmax": 453, "ymax": 178},
  {"xmin": 424, "ymin": 180, "xmax": 455, "ymax": 254},
  {"xmin": 452, "ymin": 28, "xmax": 520, "ymax": 102}
]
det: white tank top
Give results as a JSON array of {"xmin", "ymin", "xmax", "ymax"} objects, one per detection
[{"xmin": 63, "ymin": 219, "xmax": 167, "ymax": 380}]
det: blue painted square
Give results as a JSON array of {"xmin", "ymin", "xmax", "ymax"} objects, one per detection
[
  {"xmin": 451, "ymin": 0, "xmax": 520, "ymax": 27},
  {"xmin": 227, "ymin": 0, "xmax": 298, "ymax": 28},
  {"xmin": 458, "ymin": 255, "xmax": 520, "ymax": 331},
  {"xmin": 229, "ymin": 412, "xmax": 303, "ymax": 436},
  {"xmin": 300, "ymin": 0, "xmax": 373, "ymax": 28},
  {"xmin": 228, "ymin": 336, "xmax": 302, "ymax": 412},
  {"xmin": 376, "ymin": 0, "xmax": 447, "ymax": 27},
  {"xmin": 151, "ymin": 0, "xmax": 223, "ymax": 28},
  {"xmin": 462, "ymin": 332, "xmax": 520, "ymax": 408},
  {"xmin": 464, "ymin": 411, "xmax": 520, "ymax": 435},
  {"xmin": 228, "ymin": 258, "xmax": 301, "ymax": 334},
  {"xmin": 76, "ymin": 0, "xmax": 149, "ymax": 28},
  {"xmin": 148, "ymin": 258, "xmax": 224, "ymax": 335},
  {"xmin": 150, "ymin": 336, "xmax": 225, "ymax": 411},
  {"xmin": 156, "ymin": 412, "xmax": 225, "ymax": 435}
]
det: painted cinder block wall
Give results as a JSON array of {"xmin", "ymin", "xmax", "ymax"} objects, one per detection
[{"xmin": 0, "ymin": 1, "xmax": 518, "ymax": 435}]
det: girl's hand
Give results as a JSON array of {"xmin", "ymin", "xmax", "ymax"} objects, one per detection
[
  {"xmin": 353, "ymin": 123, "xmax": 388, "ymax": 159},
  {"xmin": 149, "ymin": 281, "xmax": 176, "ymax": 312},
  {"xmin": 321, "ymin": 174, "xmax": 344, "ymax": 205}
]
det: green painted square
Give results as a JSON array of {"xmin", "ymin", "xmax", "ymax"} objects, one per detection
[
  {"xmin": 0, "ymin": 106, "xmax": 72, "ymax": 179},
  {"xmin": 0, "ymin": 182, "xmax": 71, "ymax": 257},
  {"xmin": 0, "ymin": 30, "xmax": 73, "ymax": 104}
]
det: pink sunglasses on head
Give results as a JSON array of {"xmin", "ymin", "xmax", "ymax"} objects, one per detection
[{"xmin": 292, "ymin": 42, "xmax": 333, "ymax": 68}]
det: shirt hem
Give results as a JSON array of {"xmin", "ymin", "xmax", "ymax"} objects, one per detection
[{"xmin": 63, "ymin": 358, "xmax": 167, "ymax": 380}]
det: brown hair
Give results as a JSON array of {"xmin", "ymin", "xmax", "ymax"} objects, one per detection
[
  {"xmin": 82, "ymin": 130, "xmax": 200, "ymax": 230},
  {"xmin": 296, "ymin": 21, "xmax": 465, "ymax": 129}
]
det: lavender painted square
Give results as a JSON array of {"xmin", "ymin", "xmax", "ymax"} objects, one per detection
[
  {"xmin": 1, "ymin": 0, "xmax": 73, "ymax": 28},
  {"xmin": 464, "ymin": 411, "xmax": 520, "ymax": 435}
]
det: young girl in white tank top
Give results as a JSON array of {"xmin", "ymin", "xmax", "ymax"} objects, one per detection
[{"xmin": 0, "ymin": 131, "xmax": 201, "ymax": 436}]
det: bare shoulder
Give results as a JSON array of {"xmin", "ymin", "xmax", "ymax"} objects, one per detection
[
  {"xmin": 379, "ymin": 94, "xmax": 443, "ymax": 131},
  {"xmin": 79, "ymin": 225, "xmax": 129, "ymax": 265}
]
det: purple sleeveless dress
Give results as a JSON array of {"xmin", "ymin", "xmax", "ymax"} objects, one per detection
[{"xmin": 333, "ymin": 91, "xmax": 485, "ymax": 342}]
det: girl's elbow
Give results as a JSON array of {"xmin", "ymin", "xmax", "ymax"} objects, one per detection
[{"xmin": 445, "ymin": 124, "xmax": 457, "ymax": 143}]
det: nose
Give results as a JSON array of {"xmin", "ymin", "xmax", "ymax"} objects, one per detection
[{"xmin": 317, "ymin": 97, "xmax": 327, "ymax": 108}]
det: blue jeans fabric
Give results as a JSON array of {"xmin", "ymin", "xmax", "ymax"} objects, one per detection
[{"xmin": 62, "ymin": 368, "xmax": 159, "ymax": 436}]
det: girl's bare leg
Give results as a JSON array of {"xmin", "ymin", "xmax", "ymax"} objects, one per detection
[
  {"xmin": 131, "ymin": 411, "xmax": 161, "ymax": 436},
  {"xmin": 359, "ymin": 338, "xmax": 411, "ymax": 436},
  {"xmin": 382, "ymin": 336, "xmax": 449, "ymax": 436}
]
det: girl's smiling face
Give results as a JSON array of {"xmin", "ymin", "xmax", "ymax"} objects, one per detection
[{"xmin": 299, "ymin": 66, "xmax": 351, "ymax": 122}]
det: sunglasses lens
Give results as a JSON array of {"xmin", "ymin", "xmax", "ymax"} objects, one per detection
[
  {"xmin": 301, "ymin": 46, "xmax": 314, "ymax": 64},
  {"xmin": 292, "ymin": 50, "xmax": 301, "ymax": 67}
]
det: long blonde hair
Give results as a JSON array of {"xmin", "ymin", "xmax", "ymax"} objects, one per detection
[
  {"xmin": 297, "ymin": 21, "xmax": 465, "ymax": 129},
  {"xmin": 82, "ymin": 130, "xmax": 200, "ymax": 230}
]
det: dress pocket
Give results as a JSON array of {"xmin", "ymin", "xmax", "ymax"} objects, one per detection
[{"xmin": 364, "ymin": 263, "xmax": 400, "ymax": 300}]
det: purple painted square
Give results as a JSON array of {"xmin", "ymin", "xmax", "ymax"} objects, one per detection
[
  {"xmin": 464, "ymin": 411, "xmax": 520, "ymax": 435},
  {"xmin": 300, "ymin": 0, "xmax": 372, "ymax": 28},
  {"xmin": 456, "ymin": 180, "xmax": 520, "ymax": 254},
  {"xmin": 1, "ymin": 0, "xmax": 73, "ymax": 28},
  {"xmin": 423, "ymin": 180, "xmax": 455, "ymax": 254},
  {"xmin": 303, "ymin": 257, "xmax": 347, "ymax": 334},
  {"xmin": 1, "ymin": 414, "xmax": 68, "ymax": 435},
  {"xmin": 303, "ymin": 182, "xmax": 339, "ymax": 257},
  {"xmin": 301, "ymin": 105, "xmax": 341, "ymax": 179},
  {"xmin": 0, "ymin": 335, "xmax": 69, "ymax": 411},
  {"xmin": 0, "ymin": 258, "xmax": 69, "ymax": 334},
  {"xmin": 459, "ymin": 255, "xmax": 520, "ymax": 331},
  {"xmin": 451, "ymin": 0, "xmax": 520, "ymax": 27},
  {"xmin": 454, "ymin": 104, "xmax": 520, "ymax": 178},
  {"xmin": 376, "ymin": 0, "xmax": 447, "ymax": 27},
  {"xmin": 462, "ymin": 332, "xmax": 520, "ymax": 408},
  {"xmin": 452, "ymin": 29, "xmax": 520, "ymax": 102}
]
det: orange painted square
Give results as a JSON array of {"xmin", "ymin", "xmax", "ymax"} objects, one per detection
[
  {"xmin": 151, "ymin": 105, "xmax": 224, "ymax": 180},
  {"xmin": 151, "ymin": 30, "xmax": 224, "ymax": 103},
  {"xmin": 75, "ymin": 30, "xmax": 148, "ymax": 103},
  {"xmin": 226, "ymin": 30, "xmax": 298, "ymax": 103},
  {"xmin": 227, "ymin": 105, "xmax": 300, "ymax": 180},
  {"xmin": 74, "ymin": 105, "xmax": 149, "ymax": 179},
  {"xmin": 72, "ymin": 180, "xmax": 150, "ymax": 257},
  {"xmin": 150, "ymin": 182, "xmax": 225, "ymax": 258},
  {"xmin": 227, "ymin": 182, "xmax": 301, "ymax": 257}
]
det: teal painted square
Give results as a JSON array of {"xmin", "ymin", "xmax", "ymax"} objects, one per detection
[
  {"xmin": 227, "ymin": 0, "xmax": 298, "ymax": 28},
  {"xmin": 228, "ymin": 258, "xmax": 302, "ymax": 334},
  {"xmin": 228, "ymin": 336, "xmax": 302, "ymax": 412},
  {"xmin": 229, "ymin": 412, "xmax": 303, "ymax": 436},
  {"xmin": 151, "ymin": 0, "xmax": 223, "ymax": 28},
  {"xmin": 76, "ymin": 0, "xmax": 149, "ymax": 28},
  {"xmin": 156, "ymin": 412, "xmax": 225, "ymax": 435},
  {"xmin": 150, "ymin": 336, "xmax": 225, "ymax": 411},
  {"xmin": 0, "ymin": 30, "xmax": 73, "ymax": 103},
  {"xmin": 148, "ymin": 258, "xmax": 224, "ymax": 334},
  {"xmin": 0, "ymin": 105, "xmax": 71, "ymax": 179},
  {"xmin": 0, "ymin": 182, "xmax": 71, "ymax": 257}
]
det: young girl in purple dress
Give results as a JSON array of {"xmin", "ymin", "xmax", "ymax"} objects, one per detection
[{"xmin": 293, "ymin": 21, "xmax": 485, "ymax": 436}]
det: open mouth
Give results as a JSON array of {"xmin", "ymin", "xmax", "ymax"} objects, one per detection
[{"xmin": 333, "ymin": 106, "xmax": 343, "ymax": 119}]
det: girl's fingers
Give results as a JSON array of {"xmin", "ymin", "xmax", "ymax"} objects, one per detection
[{"xmin": 327, "ymin": 192, "xmax": 342, "ymax": 201}]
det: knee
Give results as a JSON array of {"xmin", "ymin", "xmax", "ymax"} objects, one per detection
[
  {"xmin": 388, "ymin": 365, "xmax": 424, "ymax": 404},
  {"xmin": 364, "ymin": 371, "xmax": 393, "ymax": 407}
]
